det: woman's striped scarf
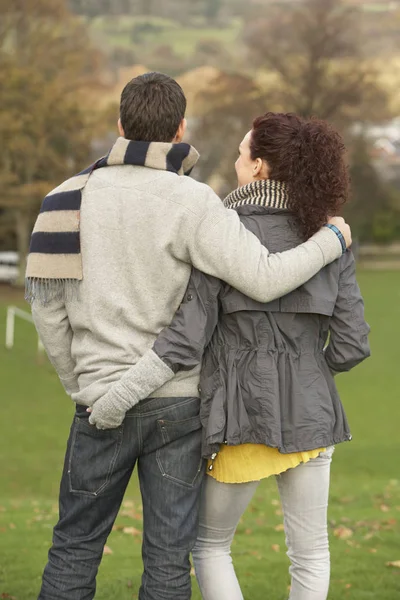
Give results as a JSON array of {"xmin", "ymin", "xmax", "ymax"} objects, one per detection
[
  {"xmin": 224, "ymin": 179, "xmax": 289, "ymax": 210},
  {"xmin": 25, "ymin": 137, "xmax": 199, "ymax": 303}
]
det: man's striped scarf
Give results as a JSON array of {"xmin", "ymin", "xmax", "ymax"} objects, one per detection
[
  {"xmin": 223, "ymin": 179, "xmax": 289, "ymax": 210},
  {"xmin": 26, "ymin": 137, "xmax": 199, "ymax": 303}
]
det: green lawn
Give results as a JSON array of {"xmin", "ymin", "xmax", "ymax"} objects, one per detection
[
  {"xmin": 0, "ymin": 272, "xmax": 400, "ymax": 599},
  {"xmin": 90, "ymin": 15, "xmax": 241, "ymax": 55}
]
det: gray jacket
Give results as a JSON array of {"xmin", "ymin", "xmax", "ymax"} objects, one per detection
[{"xmin": 151, "ymin": 205, "xmax": 371, "ymax": 456}]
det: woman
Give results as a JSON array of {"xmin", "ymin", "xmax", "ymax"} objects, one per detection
[{"xmin": 91, "ymin": 112, "xmax": 370, "ymax": 599}]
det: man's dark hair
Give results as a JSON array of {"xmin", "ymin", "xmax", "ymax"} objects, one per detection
[{"xmin": 120, "ymin": 72, "xmax": 187, "ymax": 142}]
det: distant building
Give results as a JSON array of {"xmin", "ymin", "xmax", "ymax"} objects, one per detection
[{"xmin": 353, "ymin": 118, "xmax": 400, "ymax": 183}]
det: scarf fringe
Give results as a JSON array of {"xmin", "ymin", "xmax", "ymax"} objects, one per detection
[{"xmin": 25, "ymin": 278, "xmax": 80, "ymax": 305}]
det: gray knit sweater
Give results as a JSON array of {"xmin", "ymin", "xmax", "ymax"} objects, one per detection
[{"xmin": 31, "ymin": 164, "xmax": 343, "ymax": 406}]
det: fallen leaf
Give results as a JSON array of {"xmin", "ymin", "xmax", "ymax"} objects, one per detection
[
  {"xmin": 103, "ymin": 545, "xmax": 113, "ymax": 555},
  {"xmin": 275, "ymin": 509, "xmax": 283, "ymax": 516},
  {"xmin": 122, "ymin": 527, "xmax": 142, "ymax": 536},
  {"xmin": 380, "ymin": 504, "xmax": 390, "ymax": 513},
  {"xmin": 339, "ymin": 496, "xmax": 355, "ymax": 504},
  {"xmin": 9, "ymin": 523, "xmax": 16, "ymax": 530},
  {"xmin": 274, "ymin": 523, "xmax": 285, "ymax": 532},
  {"xmin": 119, "ymin": 509, "xmax": 144, "ymax": 520},
  {"xmin": 333, "ymin": 526, "xmax": 353, "ymax": 540},
  {"xmin": 345, "ymin": 583, "xmax": 352, "ymax": 589},
  {"xmin": 245, "ymin": 528, "xmax": 253, "ymax": 535},
  {"xmin": 271, "ymin": 544, "xmax": 280, "ymax": 552},
  {"xmin": 190, "ymin": 567, "xmax": 196, "ymax": 577},
  {"xmin": 382, "ymin": 519, "xmax": 397, "ymax": 531},
  {"xmin": 271, "ymin": 499, "xmax": 279, "ymax": 506},
  {"xmin": 386, "ymin": 560, "xmax": 400, "ymax": 568},
  {"xmin": 369, "ymin": 548, "xmax": 378, "ymax": 553},
  {"xmin": 123, "ymin": 500, "xmax": 134, "ymax": 508},
  {"xmin": 133, "ymin": 512, "xmax": 143, "ymax": 521}
]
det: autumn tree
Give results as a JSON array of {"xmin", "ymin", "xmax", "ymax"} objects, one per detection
[
  {"xmin": 192, "ymin": 72, "xmax": 266, "ymax": 190},
  {"xmin": 346, "ymin": 137, "xmax": 400, "ymax": 243},
  {"xmin": 0, "ymin": 0, "xmax": 102, "ymax": 284},
  {"xmin": 192, "ymin": 0, "xmax": 391, "ymax": 192},
  {"xmin": 243, "ymin": 0, "xmax": 390, "ymax": 125}
]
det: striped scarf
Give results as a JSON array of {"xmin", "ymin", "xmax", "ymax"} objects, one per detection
[
  {"xmin": 26, "ymin": 137, "xmax": 199, "ymax": 303},
  {"xmin": 224, "ymin": 179, "xmax": 289, "ymax": 210}
]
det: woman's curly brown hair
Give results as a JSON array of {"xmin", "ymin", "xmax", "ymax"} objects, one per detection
[{"xmin": 250, "ymin": 112, "xmax": 349, "ymax": 239}]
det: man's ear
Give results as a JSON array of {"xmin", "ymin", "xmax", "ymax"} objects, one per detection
[
  {"xmin": 118, "ymin": 118, "xmax": 125, "ymax": 137},
  {"xmin": 174, "ymin": 118, "xmax": 187, "ymax": 143}
]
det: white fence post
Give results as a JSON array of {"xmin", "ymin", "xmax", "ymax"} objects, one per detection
[
  {"xmin": 5, "ymin": 306, "xmax": 15, "ymax": 350},
  {"xmin": 5, "ymin": 305, "xmax": 44, "ymax": 354}
]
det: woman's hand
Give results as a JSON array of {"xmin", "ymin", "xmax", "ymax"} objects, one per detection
[{"xmin": 327, "ymin": 216, "xmax": 352, "ymax": 249}]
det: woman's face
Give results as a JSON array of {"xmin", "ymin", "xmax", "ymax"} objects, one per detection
[{"xmin": 235, "ymin": 130, "xmax": 267, "ymax": 187}]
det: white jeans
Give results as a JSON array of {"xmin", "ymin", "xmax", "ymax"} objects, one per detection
[{"xmin": 192, "ymin": 448, "xmax": 334, "ymax": 600}]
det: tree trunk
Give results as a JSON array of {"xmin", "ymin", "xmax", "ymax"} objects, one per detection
[{"xmin": 15, "ymin": 208, "xmax": 30, "ymax": 287}]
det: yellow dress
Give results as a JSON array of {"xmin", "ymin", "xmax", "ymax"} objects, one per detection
[{"xmin": 207, "ymin": 443, "xmax": 326, "ymax": 484}]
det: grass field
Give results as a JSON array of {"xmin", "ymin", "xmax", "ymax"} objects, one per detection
[
  {"xmin": 90, "ymin": 15, "xmax": 241, "ymax": 56},
  {"xmin": 0, "ymin": 271, "xmax": 400, "ymax": 599}
]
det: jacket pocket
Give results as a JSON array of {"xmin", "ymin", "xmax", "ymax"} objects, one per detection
[
  {"xmin": 68, "ymin": 416, "xmax": 124, "ymax": 496},
  {"xmin": 156, "ymin": 405, "xmax": 204, "ymax": 489}
]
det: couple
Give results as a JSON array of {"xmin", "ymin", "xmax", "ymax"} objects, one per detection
[{"xmin": 28, "ymin": 72, "xmax": 370, "ymax": 600}]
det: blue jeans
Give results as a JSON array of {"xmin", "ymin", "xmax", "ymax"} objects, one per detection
[{"xmin": 38, "ymin": 396, "xmax": 205, "ymax": 600}]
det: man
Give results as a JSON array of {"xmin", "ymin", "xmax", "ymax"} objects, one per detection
[{"xmin": 29, "ymin": 72, "xmax": 350, "ymax": 600}]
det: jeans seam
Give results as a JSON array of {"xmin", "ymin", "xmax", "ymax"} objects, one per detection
[
  {"xmin": 127, "ymin": 396, "xmax": 200, "ymax": 419},
  {"xmin": 156, "ymin": 449, "xmax": 204, "ymax": 489},
  {"xmin": 68, "ymin": 421, "xmax": 124, "ymax": 496},
  {"xmin": 137, "ymin": 411, "xmax": 143, "ymax": 455},
  {"xmin": 67, "ymin": 420, "xmax": 79, "ymax": 489}
]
